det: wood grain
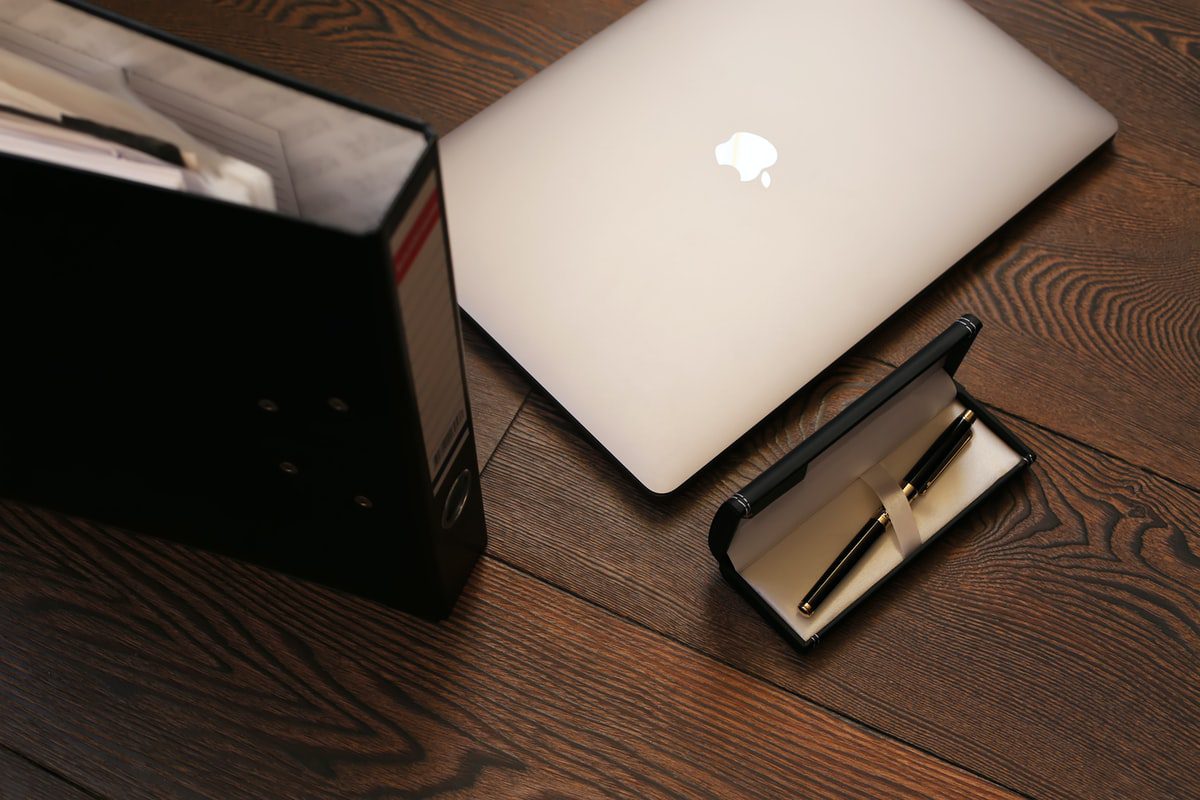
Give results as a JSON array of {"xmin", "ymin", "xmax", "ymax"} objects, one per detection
[
  {"xmin": 971, "ymin": 0, "xmax": 1200, "ymax": 183},
  {"xmin": 0, "ymin": 748, "xmax": 96, "ymax": 800},
  {"xmin": 0, "ymin": 503, "xmax": 1019, "ymax": 800},
  {"xmin": 3, "ymin": 1, "xmax": 1197, "ymax": 799},
  {"xmin": 462, "ymin": 323, "xmax": 529, "ymax": 469},
  {"xmin": 851, "ymin": 152, "xmax": 1200, "ymax": 487},
  {"xmin": 480, "ymin": 359, "xmax": 1200, "ymax": 800}
]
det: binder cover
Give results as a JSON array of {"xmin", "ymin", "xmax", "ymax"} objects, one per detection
[{"xmin": 0, "ymin": 0, "xmax": 485, "ymax": 619}]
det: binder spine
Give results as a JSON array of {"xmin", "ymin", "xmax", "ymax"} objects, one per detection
[
  {"xmin": 390, "ymin": 170, "xmax": 470, "ymax": 495},
  {"xmin": 385, "ymin": 152, "xmax": 485, "ymax": 616}
]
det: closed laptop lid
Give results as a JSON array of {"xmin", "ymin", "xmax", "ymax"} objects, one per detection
[{"xmin": 441, "ymin": 0, "xmax": 1116, "ymax": 493}]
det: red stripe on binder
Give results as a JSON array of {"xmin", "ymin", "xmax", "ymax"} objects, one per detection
[{"xmin": 394, "ymin": 189, "xmax": 441, "ymax": 284}]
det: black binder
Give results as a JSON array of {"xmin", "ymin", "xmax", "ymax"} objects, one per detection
[{"xmin": 0, "ymin": 0, "xmax": 485, "ymax": 619}]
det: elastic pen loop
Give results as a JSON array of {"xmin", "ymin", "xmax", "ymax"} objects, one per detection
[{"xmin": 859, "ymin": 464, "xmax": 922, "ymax": 556}]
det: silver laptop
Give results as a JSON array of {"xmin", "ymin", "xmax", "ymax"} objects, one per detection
[{"xmin": 440, "ymin": 0, "xmax": 1115, "ymax": 493}]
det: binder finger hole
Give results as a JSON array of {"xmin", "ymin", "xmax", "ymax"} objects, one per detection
[{"xmin": 442, "ymin": 469, "xmax": 472, "ymax": 529}]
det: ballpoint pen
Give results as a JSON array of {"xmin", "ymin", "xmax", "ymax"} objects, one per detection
[{"xmin": 798, "ymin": 408, "xmax": 977, "ymax": 617}]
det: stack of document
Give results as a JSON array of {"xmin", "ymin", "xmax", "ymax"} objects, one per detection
[{"xmin": 0, "ymin": 49, "xmax": 276, "ymax": 209}]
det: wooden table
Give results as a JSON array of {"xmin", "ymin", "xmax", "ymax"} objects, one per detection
[{"xmin": 3, "ymin": 1, "xmax": 1197, "ymax": 797}]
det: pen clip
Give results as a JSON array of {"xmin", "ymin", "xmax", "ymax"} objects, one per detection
[{"xmin": 920, "ymin": 429, "xmax": 973, "ymax": 494}]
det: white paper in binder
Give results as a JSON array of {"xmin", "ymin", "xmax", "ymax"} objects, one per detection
[{"xmin": 0, "ymin": 45, "xmax": 275, "ymax": 208}]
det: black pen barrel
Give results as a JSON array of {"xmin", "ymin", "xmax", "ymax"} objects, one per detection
[
  {"xmin": 799, "ymin": 515, "xmax": 887, "ymax": 615},
  {"xmin": 906, "ymin": 409, "xmax": 977, "ymax": 491}
]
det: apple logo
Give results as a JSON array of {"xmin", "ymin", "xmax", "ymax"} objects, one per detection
[{"xmin": 715, "ymin": 131, "xmax": 777, "ymax": 188}]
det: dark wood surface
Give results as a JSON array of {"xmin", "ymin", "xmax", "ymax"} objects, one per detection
[
  {"xmin": 0, "ymin": 749, "xmax": 94, "ymax": 800},
  {"xmin": 2, "ymin": 1, "xmax": 1197, "ymax": 798}
]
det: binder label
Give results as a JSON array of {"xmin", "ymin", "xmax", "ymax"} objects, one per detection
[{"xmin": 391, "ymin": 174, "xmax": 468, "ymax": 484}]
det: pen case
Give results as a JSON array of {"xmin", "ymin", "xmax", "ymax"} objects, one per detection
[{"xmin": 708, "ymin": 314, "xmax": 1034, "ymax": 649}]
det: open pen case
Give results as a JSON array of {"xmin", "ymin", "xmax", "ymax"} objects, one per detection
[{"xmin": 708, "ymin": 314, "xmax": 1035, "ymax": 649}]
